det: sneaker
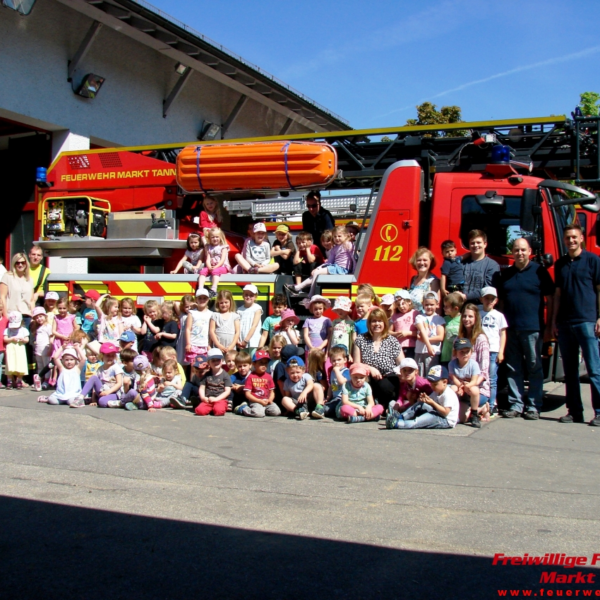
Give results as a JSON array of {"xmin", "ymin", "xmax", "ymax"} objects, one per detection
[
  {"xmin": 468, "ymin": 413, "xmax": 481, "ymax": 428},
  {"xmin": 348, "ymin": 415, "xmax": 366, "ymax": 424},
  {"xmin": 233, "ymin": 402, "xmax": 248, "ymax": 416},
  {"xmin": 558, "ymin": 414, "xmax": 584, "ymax": 423},
  {"xmin": 107, "ymin": 400, "xmax": 122, "ymax": 409},
  {"xmin": 295, "ymin": 405, "xmax": 309, "ymax": 420},
  {"xmin": 501, "ymin": 410, "xmax": 521, "ymax": 419},
  {"xmin": 70, "ymin": 397, "xmax": 85, "ymax": 408},
  {"xmin": 311, "ymin": 404, "xmax": 325, "ymax": 419},
  {"xmin": 33, "ymin": 375, "xmax": 42, "ymax": 392},
  {"xmin": 6, "ymin": 380, "xmax": 13, "ymax": 390},
  {"xmin": 208, "ymin": 289, "xmax": 217, "ymax": 298},
  {"xmin": 41, "ymin": 382, "xmax": 49, "ymax": 391},
  {"xmin": 523, "ymin": 410, "xmax": 539, "ymax": 420},
  {"xmin": 491, "ymin": 405, "xmax": 499, "ymax": 415},
  {"xmin": 169, "ymin": 395, "xmax": 187, "ymax": 409},
  {"xmin": 589, "ymin": 415, "xmax": 600, "ymax": 427},
  {"xmin": 124, "ymin": 402, "xmax": 139, "ymax": 411},
  {"xmin": 386, "ymin": 411, "xmax": 398, "ymax": 429},
  {"xmin": 0, "ymin": 381, "xmax": 5, "ymax": 389},
  {"xmin": 283, "ymin": 283, "xmax": 301, "ymax": 295}
]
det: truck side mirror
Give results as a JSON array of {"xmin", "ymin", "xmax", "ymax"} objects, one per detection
[
  {"xmin": 520, "ymin": 188, "xmax": 538, "ymax": 233},
  {"xmin": 541, "ymin": 253, "xmax": 554, "ymax": 268}
]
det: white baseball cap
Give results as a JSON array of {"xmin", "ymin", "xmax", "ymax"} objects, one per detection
[
  {"xmin": 480, "ymin": 286, "xmax": 498, "ymax": 298},
  {"xmin": 399, "ymin": 358, "xmax": 418, "ymax": 370},
  {"xmin": 196, "ymin": 288, "xmax": 210, "ymax": 297},
  {"xmin": 243, "ymin": 284, "xmax": 258, "ymax": 295},
  {"xmin": 253, "ymin": 222, "xmax": 267, "ymax": 233},
  {"xmin": 380, "ymin": 294, "xmax": 395, "ymax": 306}
]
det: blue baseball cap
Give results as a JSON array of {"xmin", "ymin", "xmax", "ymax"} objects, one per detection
[
  {"xmin": 426, "ymin": 365, "xmax": 449, "ymax": 382},
  {"xmin": 286, "ymin": 356, "xmax": 305, "ymax": 368},
  {"xmin": 119, "ymin": 330, "xmax": 136, "ymax": 343}
]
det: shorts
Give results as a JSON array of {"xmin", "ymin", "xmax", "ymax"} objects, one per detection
[
  {"xmin": 326, "ymin": 265, "xmax": 349, "ymax": 275},
  {"xmin": 199, "ymin": 265, "xmax": 229, "ymax": 277},
  {"xmin": 184, "ymin": 345, "xmax": 209, "ymax": 364},
  {"xmin": 459, "ymin": 393, "xmax": 490, "ymax": 407}
]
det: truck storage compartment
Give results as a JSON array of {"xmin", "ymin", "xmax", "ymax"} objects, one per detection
[{"xmin": 176, "ymin": 141, "xmax": 337, "ymax": 193}]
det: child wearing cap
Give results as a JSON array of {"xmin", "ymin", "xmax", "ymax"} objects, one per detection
[
  {"xmin": 345, "ymin": 221, "xmax": 360, "ymax": 243},
  {"xmin": 390, "ymin": 357, "xmax": 433, "ymax": 413},
  {"xmin": 390, "ymin": 290, "xmax": 418, "ymax": 359},
  {"xmin": 195, "ymin": 349, "xmax": 232, "ymax": 416},
  {"xmin": 338, "ymin": 363, "xmax": 382, "ymax": 423},
  {"xmin": 414, "ymin": 291, "xmax": 445, "ymax": 377},
  {"xmin": 271, "ymin": 224, "xmax": 295, "ymax": 275},
  {"xmin": 316, "ymin": 344, "xmax": 350, "ymax": 419},
  {"xmin": 237, "ymin": 284, "xmax": 263, "ymax": 352},
  {"xmin": 235, "ymin": 222, "xmax": 280, "ymax": 275},
  {"xmin": 184, "ymin": 288, "xmax": 213, "ymax": 364},
  {"xmin": 81, "ymin": 290, "xmax": 100, "ymax": 340},
  {"xmin": 386, "ymin": 365, "xmax": 459, "ymax": 429},
  {"xmin": 258, "ymin": 294, "xmax": 288, "ymax": 347},
  {"xmin": 329, "ymin": 296, "xmax": 355, "ymax": 353},
  {"xmin": 276, "ymin": 308, "xmax": 300, "ymax": 346},
  {"xmin": 37, "ymin": 345, "xmax": 86, "ymax": 406},
  {"xmin": 440, "ymin": 240, "xmax": 465, "ymax": 297},
  {"xmin": 280, "ymin": 355, "xmax": 321, "ymax": 420},
  {"xmin": 130, "ymin": 354, "xmax": 157, "ymax": 411},
  {"xmin": 236, "ymin": 349, "xmax": 281, "ymax": 418},
  {"xmin": 303, "ymin": 295, "xmax": 332, "ymax": 354},
  {"xmin": 379, "ymin": 294, "xmax": 395, "ymax": 320},
  {"xmin": 176, "ymin": 354, "xmax": 210, "ymax": 409},
  {"xmin": 478, "ymin": 287, "xmax": 507, "ymax": 415},
  {"xmin": 43, "ymin": 291, "xmax": 59, "ymax": 327},
  {"xmin": 449, "ymin": 337, "xmax": 488, "ymax": 428},
  {"xmin": 72, "ymin": 342, "xmax": 137, "ymax": 408},
  {"xmin": 118, "ymin": 330, "xmax": 137, "ymax": 352},
  {"xmin": 3, "ymin": 311, "xmax": 29, "ymax": 389}
]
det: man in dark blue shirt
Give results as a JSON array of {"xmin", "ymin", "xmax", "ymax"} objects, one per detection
[
  {"xmin": 499, "ymin": 238, "xmax": 554, "ymax": 420},
  {"xmin": 551, "ymin": 224, "xmax": 600, "ymax": 426},
  {"xmin": 301, "ymin": 191, "xmax": 334, "ymax": 252}
]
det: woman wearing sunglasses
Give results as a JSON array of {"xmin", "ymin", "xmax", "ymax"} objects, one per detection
[{"xmin": 0, "ymin": 253, "xmax": 35, "ymax": 329}]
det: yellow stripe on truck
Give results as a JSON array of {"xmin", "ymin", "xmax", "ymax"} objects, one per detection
[
  {"xmin": 160, "ymin": 282, "xmax": 195, "ymax": 294},
  {"xmin": 117, "ymin": 282, "xmax": 154, "ymax": 294}
]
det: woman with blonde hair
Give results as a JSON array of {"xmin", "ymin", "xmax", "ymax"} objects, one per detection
[
  {"xmin": 408, "ymin": 247, "xmax": 440, "ymax": 313},
  {"xmin": 0, "ymin": 253, "xmax": 34, "ymax": 328}
]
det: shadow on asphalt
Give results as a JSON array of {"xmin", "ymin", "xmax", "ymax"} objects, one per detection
[{"xmin": 1, "ymin": 496, "xmax": 597, "ymax": 599}]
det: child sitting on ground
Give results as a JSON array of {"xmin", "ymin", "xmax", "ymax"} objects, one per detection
[
  {"xmin": 229, "ymin": 351, "xmax": 252, "ymax": 411},
  {"xmin": 449, "ymin": 337, "xmax": 489, "ymax": 428},
  {"xmin": 280, "ymin": 355, "xmax": 319, "ymax": 420},
  {"xmin": 337, "ymin": 363, "xmax": 383, "ymax": 423},
  {"xmin": 313, "ymin": 344, "xmax": 349, "ymax": 419},
  {"xmin": 154, "ymin": 358, "xmax": 184, "ymax": 408},
  {"xmin": 236, "ymin": 349, "xmax": 281, "ymax": 418},
  {"xmin": 131, "ymin": 355, "xmax": 157, "ymax": 411},
  {"xmin": 178, "ymin": 355, "xmax": 210, "ymax": 410},
  {"xmin": 37, "ymin": 345, "xmax": 86, "ymax": 406},
  {"xmin": 195, "ymin": 349, "xmax": 232, "ymax": 417},
  {"xmin": 386, "ymin": 365, "xmax": 459, "ymax": 429},
  {"xmin": 390, "ymin": 357, "xmax": 433, "ymax": 413},
  {"xmin": 120, "ymin": 348, "xmax": 138, "ymax": 394},
  {"xmin": 235, "ymin": 222, "xmax": 279, "ymax": 274},
  {"xmin": 440, "ymin": 239, "xmax": 465, "ymax": 297}
]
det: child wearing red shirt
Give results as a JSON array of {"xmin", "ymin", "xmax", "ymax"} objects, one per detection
[{"xmin": 236, "ymin": 349, "xmax": 281, "ymax": 418}]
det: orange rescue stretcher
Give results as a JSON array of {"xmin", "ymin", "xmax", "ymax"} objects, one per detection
[{"xmin": 176, "ymin": 141, "xmax": 338, "ymax": 193}]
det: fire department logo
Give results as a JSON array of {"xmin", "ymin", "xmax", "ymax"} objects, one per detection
[{"xmin": 380, "ymin": 223, "xmax": 398, "ymax": 243}]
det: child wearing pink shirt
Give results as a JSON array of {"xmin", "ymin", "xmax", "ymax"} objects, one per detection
[{"xmin": 390, "ymin": 290, "xmax": 419, "ymax": 359}]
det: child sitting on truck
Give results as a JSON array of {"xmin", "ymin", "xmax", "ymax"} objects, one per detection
[
  {"xmin": 235, "ymin": 222, "xmax": 280, "ymax": 274},
  {"xmin": 170, "ymin": 233, "xmax": 204, "ymax": 275},
  {"xmin": 440, "ymin": 240, "xmax": 465, "ymax": 297},
  {"xmin": 199, "ymin": 196, "xmax": 223, "ymax": 245}
]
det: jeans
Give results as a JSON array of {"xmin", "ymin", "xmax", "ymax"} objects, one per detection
[
  {"xmin": 488, "ymin": 352, "xmax": 498, "ymax": 409},
  {"xmin": 505, "ymin": 330, "xmax": 544, "ymax": 413},
  {"xmin": 392, "ymin": 402, "xmax": 451, "ymax": 429},
  {"xmin": 557, "ymin": 322, "xmax": 600, "ymax": 417}
]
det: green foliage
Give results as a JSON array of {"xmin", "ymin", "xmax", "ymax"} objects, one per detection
[
  {"xmin": 579, "ymin": 92, "xmax": 600, "ymax": 117},
  {"xmin": 406, "ymin": 102, "xmax": 468, "ymax": 137}
]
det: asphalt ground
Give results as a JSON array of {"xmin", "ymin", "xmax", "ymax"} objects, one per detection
[{"xmin": 0, "ymin": 383, "xmax": 598, "ymax": 599}]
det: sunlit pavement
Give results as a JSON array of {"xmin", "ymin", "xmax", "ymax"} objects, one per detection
[{"xmin": 0, "ymin": 382, "xmax": 598, "ymax": 599}]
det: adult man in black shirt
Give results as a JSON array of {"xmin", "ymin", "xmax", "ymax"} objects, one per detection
[
  {"xmin": 301, "ymin": 191, "xmax": 334, "ymax": 252},
  {"xmin": 499, "ymin": 238, "xmax": 554, "ymax": 420},
  {"xmin": 551, "ymin": 224, "xmax": 600, "ymax": 426}
]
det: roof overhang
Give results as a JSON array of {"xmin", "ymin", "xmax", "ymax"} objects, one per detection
[{"xmin": 55, "ymin": 0, "xmax": 350, "ymax": 133}]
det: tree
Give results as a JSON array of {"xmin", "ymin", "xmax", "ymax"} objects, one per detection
[
  {"xmin": 406, "ymin": 102, "xmax": 467, "ymax": 137},
  {"xmin": 579, "ymin": 92, "xmax": 600, "ymax": 117}
]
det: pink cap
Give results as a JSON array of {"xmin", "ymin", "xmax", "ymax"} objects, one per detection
[
  {"xmin": 279, "ymin": 308, "xmax": 300, "ymax": 325},
  {"xmin": 349, "ymin": 363, "xmax": 370, "ymax": 377},
  {"xmin": 99, "ymin": 342, "xmax": 119, "ymax": 355}
]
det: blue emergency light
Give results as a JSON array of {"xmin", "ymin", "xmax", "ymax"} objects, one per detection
[{"xmin": 491, "ymin": 145, "xmax": 511, "ymax": 164}]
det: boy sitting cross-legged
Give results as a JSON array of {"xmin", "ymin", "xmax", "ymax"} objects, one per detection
[
  {"xmin": 386, "ymin": 365, "xmax": 459, "ymax": 429},
  {"xmin": 194, "ymin": 348, "xmax": 232, "ymax": 417},
  {"xmin": 235, "ymin": 349, "xmax": 281, "ymax": 418}
]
